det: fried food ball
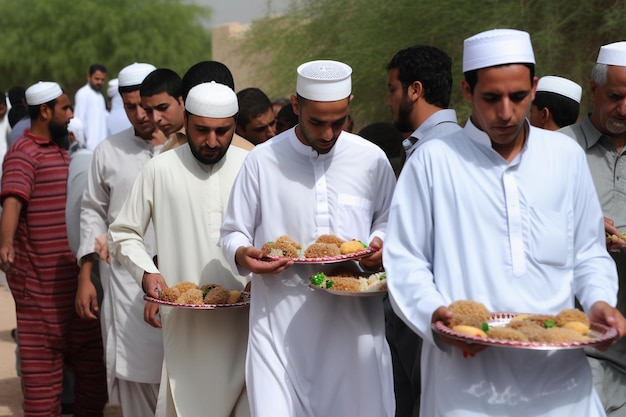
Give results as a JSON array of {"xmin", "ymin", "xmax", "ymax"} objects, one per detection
[
  {"xmin": 329, "ymin": 267, "xmax": 359, "ymax": 278},
  {"xmin": 176, "ymin": 288, "xmax": 204, "ymax": 305},
  {"xmin": 509, "ymin": 313, "xmax": 531, "ymax": 323},
  {"xmin": 173, "ymin": 281, "xmax": 199, "ymax": 293},
  {"xmin": 562, "ymin": 321, "xmax": 591, "ymax": 336},
  {"xmin": 329, "ymin": 276, "xmax": 362, "ymax": 291},
  {"xmin": 448, "ymin": 300, "xmax": 491, "ymax": 322},
  {"xmin": 304, "ymin": 242, "xmax": 341, "ymax": 258},
  {"xmin": 448, "ymin": 314, "xmax": 485, "ymax": 329},
  {"xmin": 523, "ymin": 314, "xmax": 557, "ymax": 328},
  {"xmin": 160, "ymin": 287, "xmax": 181, "ymax": 302},
  {"xmin": 545, "ymin": 327, "xmax": 588, "ymax": 342},
  {"xmin": 339, "ymin": 240, "xmax": 366, "ymax": 255},
  {"xmin": 262, "ymin": 241, "xmax": 299, "ymax": 258},
  {"xmin": 315, "ymin": 234, "xmax": 345, "ymax": 246},
  {"xmin": 227, "ymin": 290, "xmax": 242, "ymax": 304},
  {"xmin": 486, "ymin": 327, "xmax": 529, "ymax": 342},
  {"xmin": 508, "ymin": 322, "xmax": 550, "ymax": 342},
  {"xmin": 203, "ymin": 285, "xmax": 230, "ymax": 304},
  {"xmin": 275, "ymin": 235, "xmax": 302, "ymax": 249},
  {"xmin": 452, "ymin": 325, "xmax": 487, "ymax": 338},
  {"xmin": 556, "ymin": 308, "xmax": 590, "ymax": 327}
]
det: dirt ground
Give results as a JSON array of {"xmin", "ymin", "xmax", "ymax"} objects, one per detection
[{"xmin": 0, "ymin": 284, "xmax": 122, "ymax": 417}]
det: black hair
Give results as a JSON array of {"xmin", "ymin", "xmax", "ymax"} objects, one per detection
[
  {"xmin": 181, "ymin": 61, "xmax": 235, "ymax": 100},
  {"xmin": 140, "ymin": 68, "xmax": 182, "ymax": 99},
  {"xmin": 386, "ymin": 45, "xmax": 453, "ymax": 108},
  {"xmin": 28, "ymin": 98, "xmax": 57, "ymax": 121},
  {"xmin": 89, "ymin": 64, "xmax": 107, "ymax": 75},
  {"xmin": 533, "ymin": 91, "xmax": 580, "ymax": 128},
  {"xmin": 8, "ymin": 86, "xmax": 25, "ymax": 106},
  {"xmin": 236, "ymin": 87, "xmax": 272, "ymax": 128},
  {"xmin": 464, "ymin": 63, "xmax": 535, "ymax": 93}
]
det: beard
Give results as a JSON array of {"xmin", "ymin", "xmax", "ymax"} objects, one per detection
[
  {"xmin": 189, "ymin": 142, "xmax": 227, "ymax": 165},
  {"xmin": 49, "ymin": 121, "xmax": 70, "ymax": 149},
  {"xmin": 393, "ymin": 99, "xmax": 414, "ymax": 133}
]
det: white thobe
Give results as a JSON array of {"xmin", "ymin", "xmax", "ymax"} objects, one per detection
[
  {"xmin": 384, "ymin": 119, "xmax": 618, "ymax": 417},
  {"xmin": 221, "ymin": 129, "xmax": 397, "ymax": 417},
  {"xmin": 108, "ymin": 144, "xmax": 250, "ymax": 417},
  {"xmin": 74, "ymin": 83, "xmax": 108, "ymax": 149},
  {"xmin": 77, "ymin": 127, "xmax": 164, "ymax": 401}
]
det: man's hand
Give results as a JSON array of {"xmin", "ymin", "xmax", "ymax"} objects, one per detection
[
  {"xmin": 359, "ymin": 237, "xmax": 383, "ymax": 270},
  {"xmin": 144, "ymin": 301, "xmax": 162, "ymax": 328},
  {"xmin": 588, "ymin": 301, "xmax": 626, "ymax": 351},
  {"xmin": 432, "ymin": 306, "xmax": 488, "ymax": 356},
  {"xmin": 75, "ymin": 279, "xmax": 99, "ymax": 320},
  {"xmin": 142, "ymin": 272, "xmax": 168, "ymax": 298},
  {"xmin": 0, "ymin": 241, "xmax": 15, "ymax": 273},
  {"xmin": 235, "ymin": 246, "xmax": 293, "ymax": 274},
  {"xmin": 94, "ymin": 234, "xmax": 110, "ymax": 263},
  {"xmin": 604, "ymin": 217, "xmax": 625, "ymax": 251}
]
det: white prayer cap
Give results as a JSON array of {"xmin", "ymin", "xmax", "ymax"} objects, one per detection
[
  {"xmin": 537, "ymin": 76, "xmax": 582, "ymax": 103},
  {"xmin": 596, "ymin": 41, "xmax": 626, "ymax": 66},
  {"xmin": 25, "ymin": 81, "xmax": 63, "ymax": 106},
  {"xmin": 118, "ymin": 62, "xmax": 156, "ymax": 87},
  {"xmin": 296, "ymin": 60, "xmax": 352, "ymax": 102},
  {"xmin": 107, "ymin": 78, "xmax": 119, "ymax": 97},
  {"xmin": 463, "ymin": 29, "xmax": 535, "ymax": 72},
  {"xmin": 185, "ymin": 81, "xmax": 238, "ymax": 118},
  {"xmin": 68, "ymin": 117, "xmax": 86, "ymax": 146}
]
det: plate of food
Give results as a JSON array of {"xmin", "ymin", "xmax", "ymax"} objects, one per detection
[
  {"xmin": 262, "ymin": 234, "xmax": 378, "ymax": 264},
  {"xmin": 144, "ymin": 281, "xmax": 250, "ymax": 309},
  {"xmin": 431, "ymin": 300, "xmax": 618, "ymax": 350},
  {"xmin": 308, "ymin": 270, "xmax": 387, "ymax": 297}
]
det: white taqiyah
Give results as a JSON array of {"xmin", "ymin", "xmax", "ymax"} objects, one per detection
[
  {"xmin": 296, "ymin": 60, "xmax": 352, "ymax": 102},
  {"xmin": 25, "ymin": 81, "xmax": 63, "ymax": 106},
  {"xmin": 118, "ymin": 63, "xmax": 157, "ymax": 88},
  {"xmin": 596, "ymin": 41, "xmax": 626, "ymax": 66},
  {"xmin": 185, "ymin": 81, "xmax": 238, "ymax": 118},
  {"xmin": 537, "ymin": 76, "xmax": 582, "ymax": 103},
  {"xmin": 463, "ymin": 29, "xmax": 535, "ymax": 72},
  {"xmin": 107, "ymin": 78, "xmax": 119, "ymax": 98}
]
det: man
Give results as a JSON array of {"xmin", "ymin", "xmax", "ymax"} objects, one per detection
[
  {"xmin": 0, "ymin": 81, "xmax": 107, "ymax": 416},
  {"xmin": 385, "ymin": 45, "xmax": 461, "ymax": 416},
  {"xmin": 384, "ymin": 29, "xmax": 626, "ymax": 417},
  {"xmin": 220, "ymin": 60, "xmax": 396, "ymax": 417},
  {"xmin": 235, "ymin": 87, "xmax": 277, "ymax": 145},
  {"xmin": 75, "ymin": 62, "xmax": 166, "ymax": 417},
  {"xmin": 530, "ymin": 75, "xmax": 582, "ymax": 130},
  {"xmin": 140, "ymin": 68, "xmax": 186, "ymax": 152},
  {"xmin": 108, "ymin": 81, "xmax": 250, "ymax": 417},
  {"xmin": 181, "ymin": 60, "xmax": 254, "ymax": 151},
  {"xmin": 74, "ymin": 64, "xmax": 109, "ymax": 149},
  {"xmin": 560, "ymin": 41, "xmax": 626, "ymax": 416},
  {"xmin": 387, "ymin": 45, "xmax": 461, "ymax": 161}
]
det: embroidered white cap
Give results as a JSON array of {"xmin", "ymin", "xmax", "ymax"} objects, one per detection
[
  {"xmin": 25, "ymin": 81, "xmax": 63, "ymax": 106},
  {"xmin": 107, "ymin": 78, "xmax": 119, "ymax": 97},
  {"xmin": 118, "ymin": 63, "xmax": 157, "ymax": 87},
  {"xmin": 296, "ymin": 60, "xmax": 352, "ymax": 101},
  {"xmin": 597, "ymin": 41, "xmax": 626, "ymax": 66},
  {"xmin": 536, "ymin": 76, "xmax": 582, "ymax": 103},
  {"xmin": 185, "ymin": 81, "xmax": 238, "ymax": 118},
  {"xmin": 68, "ymin": 117, "xmax": 86, "ymax": 146},
  {"xmin": 463, "ymin": 29, "xmax": 535, "ymax": 72}
]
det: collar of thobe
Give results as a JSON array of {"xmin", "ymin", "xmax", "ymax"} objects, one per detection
[
  {"xmin": 577, "ymin": 114, "xmax": 613, "ymax": 150},
  {"xmin": 184, "ymin": 144, "xmax": 226, "ymax": 173},
  {"xmin": 404, "ymin": 109, "xmax": 459, "ymax": 152},
  {"xmin": 464, "ymin": 118, "xmax": 529, "ymax": 166},
  {"xmin": 288, "ymin": 129, "xmax": 338, "ymax": 159}
]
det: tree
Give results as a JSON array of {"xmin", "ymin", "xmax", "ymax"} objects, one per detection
[
  {"xmin": 0, "ymin": 0, "xmax": 212, "ymax": 96},
  {"xmin": 240, "ymin": 0, "xmax": 626, "ymax": 129}
]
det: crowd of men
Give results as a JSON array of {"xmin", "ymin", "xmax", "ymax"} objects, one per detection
[{"xmin": 1, "ymin": 27, "xmax": 626, "ymax": 417}]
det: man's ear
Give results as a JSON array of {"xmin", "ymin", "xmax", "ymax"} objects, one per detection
[
  {"xmin": 541, "ymin": 107, "xmax": 551, "ymax": 127},
  {"xmin": 39, "ymin": 103, "xmax": 52, "ymax": 121},
  {"xmin": 407, "ymin": 81, "xmax": 423, "ymax": 103},
  {"xmin": 290, "ymin": 95, "xmax": 300, "ymax": 116}
]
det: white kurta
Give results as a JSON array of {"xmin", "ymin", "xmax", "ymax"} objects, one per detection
[
  {"xmin": 384, "ymin": 120, "xmax": 618, "ymax": 417},
  {"xmin": 108, "ymin": 144, "xmax": 250, "ymax": 417},
  {"xmin": 74, "ymin": 83, "xmax": 108, "ymax": 149},
  {"xmin": 221, "ymin": 129, "xmax": 397, "ymax": 417},
  {"xmin": 77, "ymin": 127, "xmax": 164, "ymax": 399}
]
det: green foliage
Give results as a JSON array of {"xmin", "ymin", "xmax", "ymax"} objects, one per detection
[
  {"xmin": 0, "ymin": 0, "xmax": 211, "ymax": 95},
  {"xmin": 241, "ymin": 0, "xmax": 626, "ymax": 129}
]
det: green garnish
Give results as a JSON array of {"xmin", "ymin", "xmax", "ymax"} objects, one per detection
[
  {"xmin": 544, "ymin": 320, "xmax": 556, "ymax": 328},
  {"xmin": 358, "ymin": 240, "xmax": 367, "ymax": 248},
  {"xmin": 311, "ymin": 272, "xmax": 326, "ymax": 287},
  {"xmin": 379, "ymin": 272, "xmax": 386, "ymax": 280},
  {"xmin": 202, "ymin": 287, "xmax": 212, "ymax": 298},
  {"xmin": 326, "ymin": 280, "xmax": 334, "ymax": 289},
  {"xmin": 481, "ymin": 322, "xmax": 489, "ymax": 332}
]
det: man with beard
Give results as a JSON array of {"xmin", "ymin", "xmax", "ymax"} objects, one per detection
[
  {"xmin": 74, "ymin": 64, "xmax": 109, "ymax": 150},
  {"xmin": 75, "ymin": 62, "xmax": 166, "ymax": 417},
  {"xmin": 220, "ymin": 60, "xmax": 396, "ymax": 417},
  {"xmin": 384, "ymin": 44, "xmax": 460, "ymax": 417},
  {"xmin": 108, "ymin": 81, "xmax": 250, "ymax": 417},
  {"xmin": 0, "ymin": 81, "xmax": 107, "ymax": 417},
  {"xmin": 560, "ymin": 41, "xmax": 626, "ymax": 416},
  {"xmin": 386, "ymin": 45, "xmax": 461, "ymax": 162}
]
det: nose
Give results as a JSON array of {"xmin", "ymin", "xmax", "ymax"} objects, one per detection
[
  {"xmin": 498, "ymin": 98, "xmax": 513, "ymax": 121},
  {"xmin": 266, "ymin": 124, "xmax": 276, "ymax": 140},
  {"xmin": 617, "ymin": 98, "xmax": 626, "ymax": 116}
]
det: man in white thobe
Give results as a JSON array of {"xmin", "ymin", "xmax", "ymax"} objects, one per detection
[
  {"xmin": 384, "ymin": 28, "xmax": 626, "ymax": 417},
  {"xmin": 108, "ymin": 81, "xmax": 250, "ymax": 417},
  {"xmin": 74, "ymin": 64, "xmax": 109, "ymax": 149},
  {"xmin": 220, "ymin": 60, "xmax": 396, "ymax": 417},
  {"xmin": 75, "ymin": 63, "xmax": 165, "ymax": 416}
]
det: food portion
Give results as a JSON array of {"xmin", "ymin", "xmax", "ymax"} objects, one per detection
[
  {"xmin": 310, "ymin": 269, "xmax": 387, "ymax": 293},
  {"xmin": 156, "ymin": 281, "xmax": 244, "ymax": 305},
  {"xmin": 606, "ymin": 231, "xmax": 626, "ymax": 243},
  {"xmin": 262, "ymin": 235, "xmax": 369, "ymax": 259},
  {"xmin": 444, "ymin": 301, "xmax": 593, "ymax": 344}
]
